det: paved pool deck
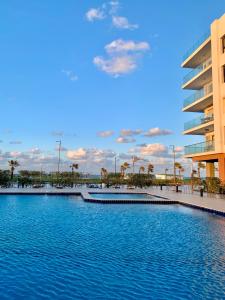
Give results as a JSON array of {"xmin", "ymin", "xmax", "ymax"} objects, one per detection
[
  {"xmin": 0, "ymin": 187, "xmax": 225, "ymax": 216},
  {"xmin": 149, "ymin": 187, "xmax": 225, "ymax": 216}
]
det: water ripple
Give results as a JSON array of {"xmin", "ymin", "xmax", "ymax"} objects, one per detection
[{"xmin": 0, "ymin": 195, "xmax": 224, "ymax": 299}]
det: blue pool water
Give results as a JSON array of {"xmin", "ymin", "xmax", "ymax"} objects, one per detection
[
  {"xmin": 90, "ymin": 192, "xmax": 154, "ymax": 200},
  {"xmin": 0, "ymin": 195, "xmax": 224, "ymax": 300}
]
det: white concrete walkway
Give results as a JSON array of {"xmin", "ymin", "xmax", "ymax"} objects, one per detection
[{"xmin": 149, "ymin": 186, "xmax": 225, "ymax": 215}]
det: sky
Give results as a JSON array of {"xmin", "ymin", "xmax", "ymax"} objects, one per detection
[{"xmin": 0, "ymin": 0, "xmax": 224, "ymax": 175}]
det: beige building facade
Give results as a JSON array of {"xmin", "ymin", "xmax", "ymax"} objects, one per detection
[{"xmin": 182, "ymin": 13, "xmax": 225, "ymax": 182}]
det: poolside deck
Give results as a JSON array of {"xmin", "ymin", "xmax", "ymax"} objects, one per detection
[
  {"xmin": 0, "ymin": 186, "xmax": 225, "ymax": 216},
  {"xmin": 149, "ymin": 187, "xmax": 225, "ymax": 216}
]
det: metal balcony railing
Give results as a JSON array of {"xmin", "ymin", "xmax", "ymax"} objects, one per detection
[
  {"xmin": 183, "ymin": 30, "xmax": 211, "ymax": 62},
  {"xmin": 183, "ymin": 57, "xmax": 212, "ymax": 85},
  {"xmin": 183, "ymin": 83, "xmax": 213, "ymax": 108},
  {"xmin": 184, "ymin": 113, "xmax": 214, "ymax": 131},
  {"xmin": 184, "ymin": 140, "xmax": 215, "ymax": 155}
]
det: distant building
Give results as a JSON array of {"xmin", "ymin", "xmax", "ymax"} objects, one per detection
[
  {"xmin": 155, "ymin": 174, "xmax": 184, "ymax": 180},
  {"xmin": 182, "ymin": 13, "xmax": 225, "ymax": 182}
]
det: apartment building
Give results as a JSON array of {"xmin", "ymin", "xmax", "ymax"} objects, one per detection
[{"xmin": 182, "ymin": 13, "xmax": 225, "ymax": 182}]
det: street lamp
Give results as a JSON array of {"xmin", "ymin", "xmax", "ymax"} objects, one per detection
[
  {"xmin": 169, "ymin": 145, "xmax": 176, "ymax": 184},
  {"xmin": 56, "ymin": 140, "xmax": 61, "ymax": 183},
  {"xmin": 114, "ymin": 155, "xmax": 117, "ymax": 175}
]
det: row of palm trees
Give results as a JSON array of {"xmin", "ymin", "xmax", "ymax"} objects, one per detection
[
  {"xmin": 7, "ymin": 160, "xmax": 80, "ymax": 181},
  {"xmin": 101, "ymin": 162, "xmax": 154, "ymax": 179},
  {"xmin": 6, "ymin": 159, "xmax": 207, "ymax": 182}
]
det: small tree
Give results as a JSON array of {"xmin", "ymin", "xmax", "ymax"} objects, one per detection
[
  {"xmin": 139, "ymin": 166, "xmax": 145, "ymax": 174},
  {"xmin": 197, "ymin": 162, "xmax": 205, "ymax": 179},
  {"xmin": 147, "ymin": 163, "xmax": 154, "ymax": 176},
  {"xmin": 120, "ymin": 162, "xmax": 130, "ymax": 177},
  {"xmin": 8, "ymin": 160, "xmax": 20, "ymax": 180},
  {"xmin": 132, "ymin": 156, "xmax": 140, "ymax": 174},
  {"xmin": 70, "ymin": 163, "xmax": 79, "ymax": 186}
]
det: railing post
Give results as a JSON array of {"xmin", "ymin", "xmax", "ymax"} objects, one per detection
[{"xmin": 200, "ymin": 188, "xmax": 204, "ymax": 197}]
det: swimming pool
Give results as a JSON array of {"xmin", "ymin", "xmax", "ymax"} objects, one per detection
[
  {"xmin": 90, "ymin": 192, "xmax": 154, "ymax": 200},
  {"xmin": 0, "ymin": 195, "xmax": 224, "ymax": 299}
]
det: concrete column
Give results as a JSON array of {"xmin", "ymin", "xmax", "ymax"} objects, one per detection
[
  {"xmin": 218, "ymin": 157, "xmax": 225, "ymax": 183},
  {"xmin": 206, "ymin": 162, "xmax": 215, "ymax": 178}
]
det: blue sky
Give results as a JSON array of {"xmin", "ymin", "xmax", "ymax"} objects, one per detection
[{"xmin": 0, "ymin": 0, "xmax": 224, "ymax": 174}]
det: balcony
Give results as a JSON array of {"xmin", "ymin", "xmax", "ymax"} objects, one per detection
[
  {"xmin": 183, "ymin": 83, "xmax": 213, "ymax": 112},
  {"xmin": 183, "ymin": 113, "xmax": 214, "ymax": 135},
  {"xmin": 182, "ymin": 58, "xmax": 212, "ymax": 89},
  {"xmin": 184, "ymin": 140, "xmax": 215, "ymax": 156},
  {"xmin": 182, "ymin": 30, "xmax": 211, "ymax": 68}
]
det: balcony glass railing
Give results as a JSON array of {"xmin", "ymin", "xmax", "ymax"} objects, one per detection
[
  {"xmin": 183, "ymin": 83, "xmax": 213, "ymax": 108},
  {"xmin": 184, "ymin": 140, "xmax": 215, "ymax": 155},
  {"xmin": 183, "ymin": 30, "xmax": 211, "ymax": 62},
  {"xmin": 183, "ymin": 58, "xmax": 212, "ymax": 85},
  {"xmin": 184, "ymin": 113, "xmax": 214, "ymax": 131}
]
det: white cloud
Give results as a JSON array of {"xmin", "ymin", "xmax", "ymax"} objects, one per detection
[
  {"xmin": 0, "ymin": 148, "xmax": 71, "ymax": 172},
  {"xmin": 139, "ymin": 143, "xmax": 168, "ymax": 156},
  {"xmin": 112, "ymin": 16, "xmax": 138, "ymax": 30},
  {"xmin": 109, "ymin": 1, "xmax": 120, "ymax": 14},
  {"xmin": 93, "ymin": 55, "xmax": 136, "ymax": 77},
  {"xmin": 175, "ymin": 146, "xmax": 184, "ymax": 153},
  {"xmin": 120, "ymin": 129, "xmax": 142, "ymax": 136},
  {"xmin": 97, "ymin": 130, "xmax": 114, "ymax": 137},
  {"xmin": 143, "ymin": 127, "xmax": 173, "ymax": 137},
  {"xmin": 118, "ymin": 153, "xmax": 132, "ymax": 160},
  {"xmin": 86, "ymin": 8, "xmax": 106, "ymax": 21},
  {"xmin": 67, "ymin": 148, "xmax": 87, "ymax": 160},
  {"xmin": 62, "ymin": 70, "xmax": 78, "ymax": 81},
  {"xmin": 129, "ymin": 143, "xmax": 184, "ymax": 161},
  {"xmin": 28, "ymin": 147, "xmax": 42, "ymax": 155},
  {"xmin": 105, "ymin": 39, "xmax": 149, "ymax": 54},
  {"xmin": 94, "ymin": 39, "xmax": 150, "ymax": 77},
  {"xmin": 116, "ymin": 137, "xmax": 136, "ymax": 143},
  {"xmin": 66, "ymin": 148, "xmax": 116, "ymax": 163},
  {"xmin": 129, "ymin": 143, "xmax": 168, "ymax": 157}
]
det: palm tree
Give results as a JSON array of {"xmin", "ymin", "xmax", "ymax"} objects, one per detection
[
  {"xmin": 174, "ymin": 162, "xmax": 181, "ymax": 175},
  {"xmin": 197, "ymin": 162, "xmax": 205, "ymax": 179},
  {"xmin": 132, "ymin": 156, "xmax": 140, "ymax": 174},
  {"xmin": 175, "ymin": 163, "xmax": 185, "ymax": 180},
  {"xmin": 147, "ymin": 163, "xmax": 154, "ymax": 175},
  {"xmin": 70, "ymin": 163, "xmax": 79, "ymax": 186},
  {"xmin": 191, "ymin": 169, "xmax": 197, "ymax": 177},
  {"xmin": 70, "ymin": 163, "xmax": 79, "ymax": 174},
  {"xmin": 8, "ymin": 160, "xmax": 20, "ymax": 180},
  {"xmin": 191, "ymin": 169, "xmax": 198, "ymax": 191},
  {"xmin": 120, "ymin": 162, "xmax": 130, "ymax": 177},
  {"xmin": 120, "ymin": 165, "xmax": 126, "ymax": 177},
  {"xmin": 178, "ymin": 166, "xmax": 185, "ymax": 179},
  {"xmin": 101, "ymin": 168, "xmax": 108, "ymax": 180},
  {"xmin": 139, "ymin": 166, "xmax": 145, "ymax": 174}
]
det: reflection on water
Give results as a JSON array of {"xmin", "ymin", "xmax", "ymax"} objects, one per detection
[{"xmin": 0, "ymin": 195, "xmax": 224, "ymax": 300}]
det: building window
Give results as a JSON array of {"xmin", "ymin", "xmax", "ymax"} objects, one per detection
[{"xmin": 222, "ymin": 35, "xmax": 225, "ymax": 53}]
